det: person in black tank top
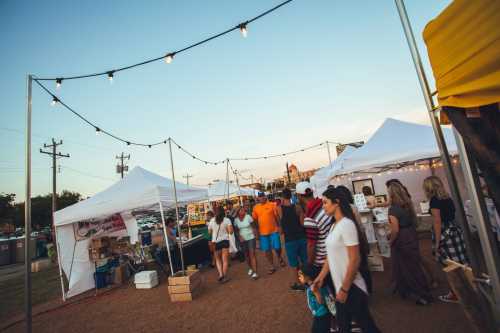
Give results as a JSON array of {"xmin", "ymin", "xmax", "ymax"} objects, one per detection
[{"xmin": 278, "ymin": 188, "xmax": 308, "ymax": 291}]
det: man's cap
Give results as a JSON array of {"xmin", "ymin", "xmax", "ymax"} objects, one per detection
[{"xmin": 257, "ymin": 191, "xmax": 266, "ymax": 197}]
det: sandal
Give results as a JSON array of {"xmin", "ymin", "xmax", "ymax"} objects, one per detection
[
  {"xmin": 279, "ymin": 259, "xmax": 286, "ymax": 268},
  {"xmin": 438, "ymin": 292, "xmax": 459, "ymax": 303},
  {"xmin": 268, "ymin": 267, "xmax": 276, "ymax": 275}
]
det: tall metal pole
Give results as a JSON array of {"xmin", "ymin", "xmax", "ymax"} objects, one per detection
[
  {"xmin": 54, "ymin": 225, "xmax": 66, "ymax": 301},
  {"xmin": 395, "ymin": 0, "xmax": 478, "ymax": 269},
  {"xmin": 25, "ymin": 74, "xmax": 33, "ymax": 333},
  {"xmin": 453, "ymin": 129, "xmax": 500, "ymax": 321},
  {"xmin": 168, "ymin": 138, "xmax": 185, "ymax": 274},
  {"xmin": 158, "ymin": 198, "xmax": 175, "ymax": 275},
  {"xmin": 326, "ymin": 141, "xmax": 332, "ymax": 165},
  {"xmin": 225, "ymin": 158, "xmax": 230, "ymax": 201}
]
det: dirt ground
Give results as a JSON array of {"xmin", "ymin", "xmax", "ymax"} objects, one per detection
[{"xmin": 2, "ymin": 239, "xmax": 473, "ymax": 333}]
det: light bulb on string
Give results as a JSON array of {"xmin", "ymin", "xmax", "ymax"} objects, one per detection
[
  {"xmin": 107, "ymin": 71, "xmax": 114, "ymax": 83},
  {"xmin": 148, "ymin": 145, "xmax": 152, "ymax": 149},
  {"xmin": 165, "ymin": 53, "xmax": 174, "ymax": 64},
  {"xmin": 126, "ymin": 141, "xmax": 130, "ymax": 146},
  {"xmin": 56, "ymin": 78, "xmax": 62, "ymax": 90},
  {"xmin": 95, "ymin": 127, "xmax": 101, "ymax": 135},
  {"xmin": 51, "ymin": 96, "xmax": 59, "ymax": 106},
  {"xmin": 239, "ymin": 22, "xmax": 248, "ymax": 38}
]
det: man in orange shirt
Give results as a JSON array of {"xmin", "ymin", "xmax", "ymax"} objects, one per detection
[{"xmin": 252, "ymin": 192, "xmax": 285, "ymax": 274}]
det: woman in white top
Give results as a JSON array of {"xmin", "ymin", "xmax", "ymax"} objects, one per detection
[
  {"xmin": 313, "ymin": 187, "xmax": 380, "ymax": 333},
  {"xmin": 208, "ymin": 207, "xmax": 234, "ymax": 283},
  {"xmin": 234, "ymin": 207, "xmax": 259, "ymax": 279}
]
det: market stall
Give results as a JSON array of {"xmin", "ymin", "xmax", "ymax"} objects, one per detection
[{"xmin": 54, "ymin": 166, "xmax": 208, "ymax": 299}]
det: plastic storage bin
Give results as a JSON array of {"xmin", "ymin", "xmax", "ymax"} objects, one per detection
[{"xmin": 134, "ymin": 270, "xmax": 158, "ymax": 289}]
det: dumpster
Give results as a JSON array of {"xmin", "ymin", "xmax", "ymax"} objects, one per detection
[
  {"xmin": 15, "ymin": 237, "xmax": 37, "ymax": 263},
  {"xmin": 0, "ymin": 240, "xmax": 10, "ymax": 266}
]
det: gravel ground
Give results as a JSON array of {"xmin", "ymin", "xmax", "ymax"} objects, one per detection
[{"xmin": 3, "ymin": 239, "xmax": 473, "ymax": 333}]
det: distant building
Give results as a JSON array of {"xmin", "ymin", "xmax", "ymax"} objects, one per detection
[{"xmin": 284, "ymin": 164, "xmax": 318, "ymax": 185}]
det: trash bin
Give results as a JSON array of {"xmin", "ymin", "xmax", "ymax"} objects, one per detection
[
  {"xmin": 9, "ymin": 238, "xmax": 17, "ymax": 264},
  {"xmin": 15, "ymin": 237, "xmax": 37, "ymax": 263},
  {"xmin": 0, "ymin": 240, "xmax": 10, "ymax": 266}
]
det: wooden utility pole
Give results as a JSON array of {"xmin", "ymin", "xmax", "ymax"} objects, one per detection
[
  {"xmin": 116, "ymin": 153, "xmax": 130, "ymax": 178},
  {"xmin": 40, "ymin": 138, "xmax": 70, "ymax": 228},
  {"xmin": 182, "ymin": 174, "xmax": 193, "ymax": 186}
]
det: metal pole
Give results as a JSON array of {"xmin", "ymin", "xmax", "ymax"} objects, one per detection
[
  {"xmin": 168, "ymin": 138, "xmax": 185, "ymax": 274},
  {"xmin": 52, "ymin": 139, "xmax": 57, "ymax": 223},
  {"xmin": 54, "ymin": 225, "xmax": 66, "ymax": 301},
  {"xmin": 158, "ymin": 198, "xmax": 174, "ymax": 276},
  {"xmin": 25, "ymin": 74, "xmax": 32, "ymax": 333},
  {"xmin": 453, "ymin": 129, "xmax": 500, "ymax": 320},
  {"xmin": 225, "ymin": 159, "xmax": 230, "ymax": 201},
  {"xmin": 326, "ymin": 141, "xmax": 332, "ymax": 165},
  {"xmin": 395, "ymin": 0, "xmax": 479, "ymax": 271}
]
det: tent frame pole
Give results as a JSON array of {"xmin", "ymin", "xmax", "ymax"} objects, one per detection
[
  {"xmin": 168, "ymin": 138, "xmax": 185, "ymax": 274},
  {"xmin": 24, "ymin": 74, "xmax": 33, "ymax": 333},
  {"xmin": 158, "ymin": 198, "xmax": 175, "ymax": 276},
  {"xmin": 225, "ymin": 158, "xmax": 230, "ymax": 202},
  {"xmin": 54, "ymin": 225, "xmax": 66, "ymax": 301}
]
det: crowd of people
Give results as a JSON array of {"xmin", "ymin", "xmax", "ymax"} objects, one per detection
[{"xmin": 202, "ymin": 175, "xmax": 469, "ymax": 333}]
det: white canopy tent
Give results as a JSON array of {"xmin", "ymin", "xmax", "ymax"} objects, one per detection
[
  {"xmin": 54, "ymin": 166, "xmax": 208, "ymax": 299},
  {"xmin": 311, "ymin": 118, "xmax": 458, "ymax": 194},
  {"xmin": 207, "ymin": 180, "xmax": 255, "ymax": 202}
]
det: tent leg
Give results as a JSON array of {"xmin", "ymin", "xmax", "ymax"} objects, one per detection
[
  {"xmin": 453, "ymin": 129, "xmax": 500, "ymax": 323},
  {"xmin": 158, "ymin": 199, "xmax": 175, "ymax": 276},
  {"xmin": 25, "ymin": 74, "xmax": 33, "ymax": 333},
  {"xmin": 54, "ymin": 225, "xmax": 66, "ymax": 301},
  {"xmin": 168, "ymin": 138, "xmax": 185, "ymax": 274}
]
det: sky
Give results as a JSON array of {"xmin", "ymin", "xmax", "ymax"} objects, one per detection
[{"xmin": 0, "ymin": 0, "xmax": 452, "ymax": 201}]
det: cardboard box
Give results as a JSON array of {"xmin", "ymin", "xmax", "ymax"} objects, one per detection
[
  {"xmin": 113, "ymin": 264, "xmax": 130, "ymax": 284},
  {"xmin": 168, "ymin": 276, "xmax": 201, "ymax": 294},
  {"xmin": 169, "ymin": 286, "xmax": 202, "ymax": 302},
  {"xmin": 91, "ymin": 237, "xmax": 110, "ymax": 248},
  {"xmin": 168, "ymin": 269, "xmax": 200, "ymax": 286}
]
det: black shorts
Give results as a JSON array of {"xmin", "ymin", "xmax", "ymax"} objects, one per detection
[{"xmin": 215, "ymin": 240, "xmax": 230, "ymax": 250}]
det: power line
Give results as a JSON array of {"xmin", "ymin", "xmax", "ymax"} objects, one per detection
[{"xmin": 34, "ymin": 0, "xmax": 294, "ymax": 83}]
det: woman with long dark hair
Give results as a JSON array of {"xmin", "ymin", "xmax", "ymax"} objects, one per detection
[
  {"xmin": 387, "ymin": 181, "xmax": 432, "ymax": 305},
  {"xmin": 208, "ymin": 206, "xmax": 234, "ymax": 283},
  {"xmin": 313, "ymin": 188, "xmax": 380, "ymax": 333}
]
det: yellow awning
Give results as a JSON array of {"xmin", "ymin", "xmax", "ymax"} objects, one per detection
[{"xmin": 423, "ymin": 0, "xmax": 500, "ymax": 108}]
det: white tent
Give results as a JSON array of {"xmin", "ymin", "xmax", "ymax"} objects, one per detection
[
  {"xmin": 310, "ymin": 145, "xmax": 357, "ymax": 196},
  {"xmin": 54, "ymin": 166, "xmax": 208, "ymax": 299},
  {"xmin": 207, "ymin": 180, "xmax": 255, "ymax": 202},
  {"xmin": 311, "ymin": 118, "xmax": 458, "ymax": 192}
]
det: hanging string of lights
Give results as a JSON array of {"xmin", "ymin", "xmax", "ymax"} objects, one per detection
[{"xmin": 34, "ymin": 0, "xmax": 294, "ymax": 85}]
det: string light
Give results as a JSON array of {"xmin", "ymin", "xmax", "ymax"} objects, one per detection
[
  {"xmin": 56, "ymin": 78, "xmax": 62, "ymax": 89},
  {"xmin": 239, "ymin": 22, "xmax": 248, "ymax": 38},
  {"xmin": 51, "ymin": 96, "xmax": 59, "ymax": 106},
  {"xmin": 165, "ymin": 53, "xmax": 175, "ymax": 64},
  {"xmin": 126, "ymin": 141, "xmax": 130, "ymax": 146},
  {"xmin": 95, "ymin": 127, "xmax": 101, "ymax": 135},
  {"xmin": 107, "ymin": 71, "xmax": 114, "ymax": 82},
  {"xmin": 148, "ymin": 145, "xmax": 152, "ymax": 148}
]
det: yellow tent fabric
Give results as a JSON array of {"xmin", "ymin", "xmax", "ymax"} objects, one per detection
[{"xmin": 423, "ymin": 0, "xmax": 500, "ymax": 108}]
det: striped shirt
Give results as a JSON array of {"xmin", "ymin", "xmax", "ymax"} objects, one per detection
[{"xmin": 304, "ymin": 208, "xmax": 333, "ymax": 267}]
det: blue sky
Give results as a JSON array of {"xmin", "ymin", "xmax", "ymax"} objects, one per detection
[{"xmin": 0, "ymin": 0, "xmax": 451, "ymax": 201}]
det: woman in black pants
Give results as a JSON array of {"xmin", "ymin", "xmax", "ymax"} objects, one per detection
[{"xmin": 314, "ymin": 187, "xmax": 381, "ymax": 333}]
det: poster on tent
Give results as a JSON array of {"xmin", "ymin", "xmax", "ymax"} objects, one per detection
[{"xmin": 74, "ymin": 213, "xmax": 126, "ymax": 240}]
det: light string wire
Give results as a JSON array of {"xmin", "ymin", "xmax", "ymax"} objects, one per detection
[{"xmin": 34, "ymin": 0, "xmax": 294, "ymax": 82}]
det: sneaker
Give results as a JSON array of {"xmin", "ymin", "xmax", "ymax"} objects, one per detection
[
  {"xmin": 221, "ymin": 276, "xmax": 230, "ymax": 284},
  {"xmin": 290, "ymin": 283, "xmax": 306, "ymax": 292},
  {"xmin": 438, "ymin": 292, "xmax": 459, "ymax": 303},
  {"xmin": 251, "ymin": 272, "xmax": 259, "ymax": 280},
  {"xmin": 248, "ymin": 269, "xmax": 253, "ymax": 276}
]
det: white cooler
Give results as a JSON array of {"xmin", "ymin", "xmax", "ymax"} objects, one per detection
[{"xmin": 134, "ymin": 270, "xmax": 159, "ymax": 289}]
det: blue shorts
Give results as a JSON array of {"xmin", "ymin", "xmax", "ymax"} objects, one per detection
[
  {"xmin": 285, "ymin": 238, "xmax": 308, "ymax": 268},
  {"xmin": 259, "ymin": 232, "xmax": 281, "ymax": 252}
]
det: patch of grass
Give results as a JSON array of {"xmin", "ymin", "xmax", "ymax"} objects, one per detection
[{"xmin": 0, "ymin": 265, "xmax": 61, "ymax": 322}]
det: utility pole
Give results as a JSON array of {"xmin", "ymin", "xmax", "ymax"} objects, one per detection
[
  {"xmin": 115, "ymin": 153, "xmax": 130, "ymax": 178},
  {"xmin": 40, "ymin": 139, "xmax": 70, "ymax": 228},
  {"xmin": 182, "ymin": 174, "xmax": 194, "ymax": 186},
  {"xmin": 286, "ymin": 162, "xmax": 291, "ymax": 185},
  {"xmin": 326, "ymin": 141, "xmax": 332, "ymax": 165}
]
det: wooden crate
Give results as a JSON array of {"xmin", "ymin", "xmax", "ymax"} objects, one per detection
[
  {"xmin": 168, "ymin": 269, "xmax": 200, "ymax": 286},
  {"xmin": 168, "ymin": 269, "xmax": 202, "ymax": 302}
]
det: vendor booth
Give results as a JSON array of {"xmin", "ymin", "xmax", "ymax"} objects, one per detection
[
  {"xmin": 54, "ymin": 166, "xmax": 208, "ymax": 299},
  {"xmin": 207, "ymin": 180, "xmax": 255, "ymax": 203}
]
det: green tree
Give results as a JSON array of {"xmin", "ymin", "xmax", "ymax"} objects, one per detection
[
  {"xmin": 0, "ymin": 193, "xmax": 16, "ymax": 225},
  {"xmin": 14, "ymin": 190, "xmax": 82, "ymax": 228}
]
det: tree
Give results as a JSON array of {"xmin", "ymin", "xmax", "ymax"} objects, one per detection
[
  {"xmin": 13, "ymin": 190, "xmax": 82, "ymax": 228},
  {"xmin": 0, "ymin": 193, "xmax": 16, "ymax": 226}
]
